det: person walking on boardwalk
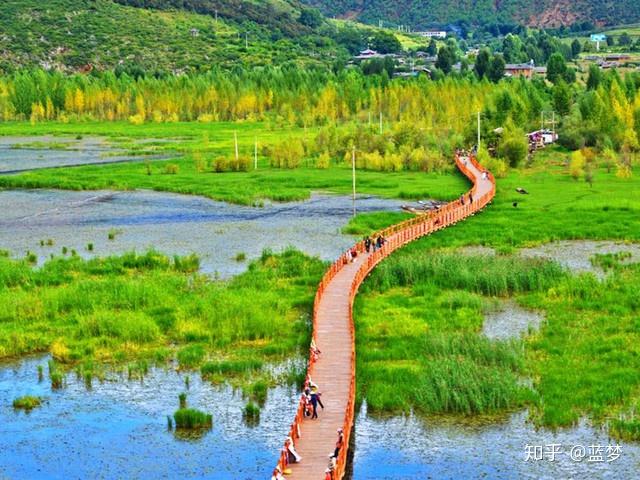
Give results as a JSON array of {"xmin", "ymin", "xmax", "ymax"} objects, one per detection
[
  {"xmin": 309, "ymin": 380, "xmax": 324, "ymax": 412},
  {"xmin": 310, "ymin": 388, "xmax": 320, "ymax": 419},
  {"xmin": 334, "ymin": 428, "xmax": 344, "ymax": 457},
  {"xmin": 364, "ymin": 236, "xmax": 372, "ymax": 253},
  {"xmin": 302, "ymin": 388, "xmax": 313, "ymax": 417},
  {"xmin": 460, "ymin": 194, "xmax": 465, "ymax": 205}
]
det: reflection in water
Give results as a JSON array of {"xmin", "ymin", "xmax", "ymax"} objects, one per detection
[
  {"xmin": 353, "ymin": 402, "xmax": 640, "ymax": 479},
  {"xmin": 0, "ymin": 355, "xmax": 298, "ymax": 479},
  {"xmin": 0, "ymin": 189, "xmax": 405, "ymax": 277}
]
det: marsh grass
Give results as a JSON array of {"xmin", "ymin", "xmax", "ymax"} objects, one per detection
[
  {"xmin": 364, "ymin": 254, "xmax": 566, "ymax": 297},
  {"xmin": 243, "ymin": 401, "xmax": 261, "ymax": 426},
  {"xmin": 0, "ymin": 248, "xmax": 324, "ymax": 392},
  {"xmin": 173, "ymin": 408, "xmax": 212, "ymax": 429},
  {"xmin": 12, "ymin": 395, "xmax": 42, "ymax": 410},
  {"xmin": 359, "ymin": 242, "xmax": 640, "ymax": 439},
  {"xmin": 356, "ymin": 252, "xmax": 562, "ymax": 416},
  {"xmin": 591, "ymin": 251, "xmax": 633, "ymax": 270}
]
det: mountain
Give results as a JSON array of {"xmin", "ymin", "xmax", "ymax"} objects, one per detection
[
  {"xmin": 304, "ymin": 0, "xmax": 640, "ymax": 29},
  {"xmin": 0, "ymin": 0, "xmax": 343, "ymax": 72}
]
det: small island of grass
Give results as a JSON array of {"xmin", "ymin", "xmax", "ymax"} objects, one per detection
[
  {"xmin": 173, "ymin": 408, "xmax": 213, "ymax": 429},
  {"xmin": 13, "ymin": 395, "xmax": 43, "ymax": 411}
]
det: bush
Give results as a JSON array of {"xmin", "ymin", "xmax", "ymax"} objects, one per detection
[{"xmin": 164, "ymin": 164, "xmax": 179, "ymax": 175}]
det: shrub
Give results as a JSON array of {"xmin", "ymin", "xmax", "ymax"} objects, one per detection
[{"xmin": 164, "ymin": 164, "xmax": 179, "ymax": 175}]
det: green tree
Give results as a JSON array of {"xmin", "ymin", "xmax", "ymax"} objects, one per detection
[
  {"xmin": 571, "ymin": 39, "xmax": 582, "ymax": 58},
  {"xmin": 618, "ymin": 32, "xmax": 632, "ymax": 47},
  {"xmin": 553, "ymin": 80, "xmax": 572, "ymax": 117},
  {"xmin": 474, "ymin": 48, "xmax": 490, "ymax": 79},
  {"xmin": 487, "ymin": 54, "xmax": 506, "ymax": 83},
  {"xmin": 426, "ymin": 39, "xmax": 438, "ymax": 56},
  {"xmin": 436, "ymin": 46, "xmax": 454, "ymax": 74},
  {"xmin": 546, "ymin": 52, "xmax": 567, "ymax": 84},
  {"xmin": 586, "ymin": 64, "xmax": 602, "ymax": 90},
  {"xmin": 370, "ymin": 31, "xmax": 402, "ymax": 54},
  {"xmin": 498, "ymin": 120, "xmax": 528, "ymax": 167},
  {"xmin": 299, "ymin": 8, "xmax": 323, "ymax": 28}
]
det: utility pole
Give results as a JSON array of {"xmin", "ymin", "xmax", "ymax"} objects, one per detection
[
  {"xmin": 215, "ymin": 9, "xmax": 218, "ymax": 23},
  {"xmin": 379, "ymin": 111, "xmax": 383, "ymax": 135},
  {"xmin": 245, "ymin": 33, "xmax": 248, "ymax": 49},
  {"xmin": 352, "ymin": 146, "xmax": 357, "ymax": 217},
  {"xmin": 477, "ymin": 111, "xmax": 481, "ymax": 150},
  {"xmin": 234, "ymin": 131, "xmax": 239, "ymax": 162},
  {"xmin": 254, "ymin": 137, "xmax": 258, "ymax": 170}
]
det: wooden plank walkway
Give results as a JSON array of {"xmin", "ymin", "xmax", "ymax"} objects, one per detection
[{"xmin": 274, "ymin": 155, "xmax": 495, "ymax": 479}]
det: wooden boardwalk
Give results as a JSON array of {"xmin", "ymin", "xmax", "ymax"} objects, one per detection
[{"xmin": 274, "ymin": 155, "xmax": 495, "ymax": 479}]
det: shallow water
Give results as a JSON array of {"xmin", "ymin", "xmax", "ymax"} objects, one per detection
[
  {"xmin": 353, "ymin": 403, "xmax": 640, "ymax": 479},
  {"xmin": 0, "ymin": 355, "xmax": 298, "ymax": 479},
  {"xmin": 0, "ymin": 189, "xmax": 404, "ymax": 277},
  {"xmin": 0, "ymin": 136, "xmax": 173, "ymax": 173},
  {"xmin": 519, "ymin": 240, "xmax": 640, "ymax": 277},
  {"xmin": 483, "ymin": 300, "xmax": 544, "ymax": 340}
]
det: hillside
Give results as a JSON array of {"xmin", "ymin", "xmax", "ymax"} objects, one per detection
[
  {"xmin": 305, "ymin": 0, "xmax": 640, "ymax": 29},
  {"xmin": 0, "ymin": 0, "xmax": 343, "ymax": 72}
]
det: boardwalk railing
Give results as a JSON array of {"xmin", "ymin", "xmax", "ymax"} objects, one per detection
[{"xmin": 275, "ymin": 153, "xmax": 496, "ymax": 479}]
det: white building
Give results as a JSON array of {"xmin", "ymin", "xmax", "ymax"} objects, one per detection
[{"xmin": 416, "ymin": 31, "xmax": 447, "ymax": 39}]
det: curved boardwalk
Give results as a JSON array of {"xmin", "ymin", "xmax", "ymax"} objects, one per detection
[{"xmin": 274, "ymin": 154, "xmax": 496, "ymax": 479}]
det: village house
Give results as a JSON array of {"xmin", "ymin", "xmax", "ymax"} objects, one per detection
[{"xmin": 504, "ymin": 62, "xmax": 535, "ymax": 78}]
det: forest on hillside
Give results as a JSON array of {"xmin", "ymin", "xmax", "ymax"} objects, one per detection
[{"xmin": 305, "ymin": 0, "xmax": 640, "ymax": 29}]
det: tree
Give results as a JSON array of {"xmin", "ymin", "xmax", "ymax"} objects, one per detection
[
  {"xmin": 618, "ymin": 32, "xmax": 632, "ymax": 47},
  {"xmin": 299, "ymin": 8, "xmax": 323, "ymax": 28},
  {"xmin": 569, "ymin": 150, "xmax": 585, "ymax": 180},
  {"xmin": 426, "ymin": 39, "xmax": 437, "ymax": 56},
  {"xmin": 498, "ymin": 121, "xmax": 528, "ymax": 167},
  {"xmin": 586, "ymin": 64, "xmax": 602, "ymax": 90},
  {"xmin": 571, "ymin": 39, "xmax": 582, "ymax": 58},
  {"xmin": 474, "ymin": 48, "xmax": 490, "ymax": 79},
  {"xmin": 502, "ymin": 34, "xmax": 526, "ymax": 63},
  {"xmin": 606, "ymin": 35, "xmax": 614, "ymax": 47},
  {"xmin": 335, "ymin": 27, "xmax": 365, "ymax": 55},
  {"xmin": 436, "ymin": 46, "xmax": 454, "ymax": 74},
  {"xmin": 546, "ymin": 52, "xmax": 567, "ymax": 84},
  {"xmin": 370, "ymin": 31, "xmax": 402, "ymax": 54},
  {"xmin": 487, "ymin": 54, "xmax": 505, "ymax": 83},
  {"xmin": 553, "ymin": 80, "xmax": 572, "ymax": 117}
]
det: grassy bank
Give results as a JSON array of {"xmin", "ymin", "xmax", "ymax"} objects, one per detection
[
  {"xmin": 346, "ymin": 148, "xmax": 640, "ymax": 249},
  {"xmin": 0, "ymin": 249, "xmax": 325, "ymax": 387}
]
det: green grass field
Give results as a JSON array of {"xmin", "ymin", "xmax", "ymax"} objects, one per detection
[{"xmin": 0, "ymin": 121, "xmax": 469, "ymax": 205}]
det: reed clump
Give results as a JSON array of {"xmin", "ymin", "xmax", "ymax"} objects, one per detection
[
  {"xmin": 173, "ymin": 408, "xmax": 212, "ymax": 429},
  {"xmin": 13, "ymin": 395, "xmax": 43, "ymax": 410}
]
